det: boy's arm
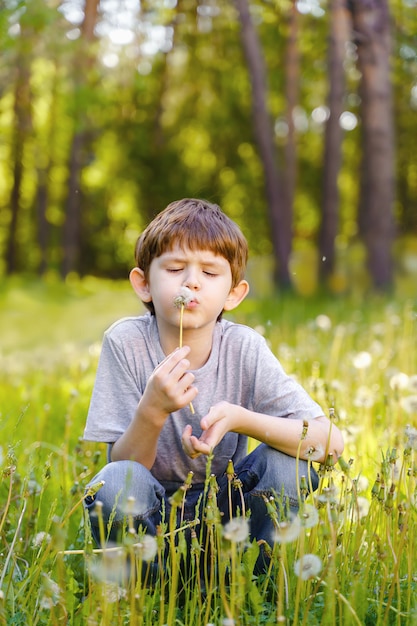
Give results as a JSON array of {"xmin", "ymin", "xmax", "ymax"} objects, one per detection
[
  {"xmin": 111, "ymin": 346, "xmax": 198, "ymax": 468},
  {"xmin": 181, "ymin": 402, "xmax": 344, "ymax": 463}
]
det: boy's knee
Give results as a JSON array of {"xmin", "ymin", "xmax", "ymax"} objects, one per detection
[{"xmin": 84, "ymin": 460, "xmax": 160, "ymax": 521}]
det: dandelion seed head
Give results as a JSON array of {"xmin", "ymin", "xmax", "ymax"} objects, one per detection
[
  {"xmin": 299, "ymin": 504, "xmax": 319, "ymax": 528},
  {"xmin": 355, "ymin": 496, "xmax": 370, "ymax": 519},
  {"xmin": 389, "ymin": 372, "xmax": 409, "ymax": 391},
  {"xmin": 39, "ymin": 574, "xmax": 61, "ymax": 608},
  {"xmin": 355, "ymin": 475, "xmax": 369, "ymax": 493},
  {"xmin": 352, "ymin": 351, "xmax": 372, "ymax": 370},
  {"xmin": 306, "ymin": 443, "xmax": 325, "ymax": 462},
  {"xmin": 101, "ymin": 583, "xmax": 127, "ymax": 603},
  {"xmin": 294, "ymin": 554, "xmax": 322, "ymax": 580},
  {"xmin": 173, "ymin": 286, "xmax": 193, "ymax": 308},
  {"xmin": 273, "ymin": 514, "xmax": 301, "ymax": 544},
  {"xmin": 408, "ymin": 375, "xmax": 417, "ymax": 393},
  {"xmin": 353, "ymin": 386, "xmax": 375, "ymax": 408},
  {"xmin": 223, "ymin": 517, "xmax": 250, "ymax": 543},
  {"xmin": 134, "ymin": 534, "xmax": 158, "ymax": 561},
  {"xmin": 32, "ymin": 532, "xmax": 51, "ymax": 548},
  {"xmin": 405, "ymin": 424, "xmax": 417, "ymax": 450},
  {"xmin": 401, "ymin": 395, "xmax": 417, "ymax": 414},
  {"xmin": 27, "ymin": 479, "xmax": 41, "ymax": 496},
  {"xmin": 89, "ymin": 548, "xmax": 128, "ymax": 584},
  {"xmin": 315, "ymin": 314, "xmax": 332, "ymax": 331}
]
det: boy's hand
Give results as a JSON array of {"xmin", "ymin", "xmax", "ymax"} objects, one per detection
[
  {"xmin": 181, "ymin": 402, "xmax": 235, "ymax": 458},
  {"xmin": 139, "ymin": 346, "xmax": 198, "ymax": 423}
]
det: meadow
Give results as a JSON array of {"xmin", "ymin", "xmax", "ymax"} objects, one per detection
[{"xmin": 1, "ymin": 277, "xmax": 417, "ymax": 625}]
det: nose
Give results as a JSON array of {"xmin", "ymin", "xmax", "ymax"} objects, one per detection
[{"xmin": 183, "ymin": 268, "xmax": 200, "ymax": 290}]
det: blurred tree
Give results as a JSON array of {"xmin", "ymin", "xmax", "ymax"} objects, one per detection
[
  {"xmin": 5, "ymin": 7, "xmax": 33, "ymax": 274},
  {"xmin": 319, "ymin": 0, "xmax": 351, "ymax": 281},
  {"xmin": 349, "ymin": 0, "xmax": 396, "ymax": 289},
  {"xmin": 61, "ymin": 0, "xmax": 99, "ymax": 277},
  {"xmin": 234, "ymin": 0, "xmax": 291, "ymax": 288}
]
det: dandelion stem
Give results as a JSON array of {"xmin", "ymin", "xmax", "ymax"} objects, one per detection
[
  {"xmin": 179, "ymin": 302, "xmax": 195, "ymax": 414},
  {"xmin": 0, "ymin": 498, "xmax": 27, "ymax": 588}
]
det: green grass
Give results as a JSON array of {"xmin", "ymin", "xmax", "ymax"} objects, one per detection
[{"xmin": 1, "ymin": 277, "xmax": 417, "ymax": 625}]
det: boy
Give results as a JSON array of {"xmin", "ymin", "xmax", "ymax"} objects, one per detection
[{"xmin": 83, "ymin": 198, "xmax": 344, "ymax": 551}]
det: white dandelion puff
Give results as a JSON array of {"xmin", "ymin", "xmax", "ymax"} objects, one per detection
[
  {"xmin": 32, "ymin": 532, "xmax": 51, "ymax": 548},
  {"xmin": 223, "ymin": 517, "xmax": 250, "ymax": 543},
  {"xmin": 355, "ymin": 496, "xmax": 370, "ymax": 520},
  {"xmin": 353, "ymin": 386, "xmax": 375, "ymax": 408},
  {"xmin": 401, "ymin": 395, "xmax": 417, "ymax": 415},
  {"xmin": 273, "ymin": 514, "xmax": 301, "ymax": 544},
  {"xmin": 39, "ymin": 575, "xmax": 61, "ymax": 608},
  {"xmin": 100, "ymin": 583, "xmax": 127, "ymax": 603},
  {"xmin": 306, "ymin": 443, "xmax": 325, "ymax": 462},
  {"xmin": 389, "ymin": 372, "xmax": 409, "ymax": 391},
  {"xmin": 299, "ymin": 504, "xmax": 319, "ymax": 528},
  {"xmin": 133, "ymin": 534, "xmax": 158, "ymax": 561},
  {"xmin": 352, "ymin": 351, "xmax": 372, "ymax": 370},
  {"xmin": 294, "ymin": 554, "xmax": 322, "ymax": 580},
  {"xmin": 89, "ymin": 548, "xmax": 128, "ymax": 584},
  {"xmin": 173, "ymin": 286, "xmax": 194, "ymax": 308},
  {"xmin": 408, "ymin": 375, "xmax": 417, "ymax": 393},
  {"xmin": 405, "ymin": 424, "xmax": 417, "ymax": 450},
  {"xmin": 355, "ymin": 475, "xmax": 369, "ymax": 493},
  {"xmin": 120, "ymin": 495, "xmax": 147, "ymax": 517},
  {"xmin": 315, "ymin": 314, "xmax": 332, "ymax": 331}
]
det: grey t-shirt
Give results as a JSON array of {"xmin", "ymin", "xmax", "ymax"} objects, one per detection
[{"xmin": 83, "ymin": 314, "xmax": 323, "ymax": 484}]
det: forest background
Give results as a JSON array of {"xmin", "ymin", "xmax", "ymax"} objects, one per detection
[{"xmin": 1, "ymin": 0, "xmax": 417, "ymax": 297}]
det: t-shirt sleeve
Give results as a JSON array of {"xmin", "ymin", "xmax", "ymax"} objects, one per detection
[
  {"xmin": 83, "ymin": 332, "xmax": 141, "ymax": 442},
  {"xmin": 248, "ymin": 333, "xmax": 324, "ymax": 421}
]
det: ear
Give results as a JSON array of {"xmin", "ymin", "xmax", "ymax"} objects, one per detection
[
  {"xmin": 223, "ymin": 280, "xmax": 250, "ymax": 312},
  {"xmin": 129, "ymin": 267, "xmax": 152, "ymax": 303}
]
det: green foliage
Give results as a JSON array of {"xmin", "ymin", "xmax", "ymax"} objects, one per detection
[
  {"xmin": 1, "ymin": 280, "xmax": 417, "ymax": 624},
  {"xmin": 0, "ymin": 0, "xmax": 416, "ymax": 283}
]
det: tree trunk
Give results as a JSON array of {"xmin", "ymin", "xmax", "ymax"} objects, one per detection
[
  {"xmin": 283, "ymin": 0, "xmax": 299, "ymax": 239},
  {"xmin": 234, "ymin": 0, "xmax": 291, "ymax": 288},
  {"xmin": 61, "ymin": 0, "xmax": 99, "ymax": 278},
  {"xmin": 5, "ymin": 42, "xmax": 32, "ymax": 274},
  {"xmin": 349, "ymin": 0, "xmax": 395, "ymax": 289},
  {"xmin": 319, "ymin": 0, "xmax": 350, "ymax": 281}
]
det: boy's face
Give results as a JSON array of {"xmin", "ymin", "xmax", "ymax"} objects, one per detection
[{"xmin": 132, "ymin": 245, "xmax": 247, "ymax": 335}]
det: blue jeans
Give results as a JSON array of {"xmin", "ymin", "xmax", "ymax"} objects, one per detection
[{"xmin": 84, "ymin": 444, "xmax": 318, "ymax": 550}]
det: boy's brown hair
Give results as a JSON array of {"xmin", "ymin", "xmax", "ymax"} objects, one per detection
[{"xmin": 134, "ymin": 198, "xmax": 248, "ymax": 288}]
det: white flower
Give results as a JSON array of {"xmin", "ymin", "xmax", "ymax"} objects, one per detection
[
  {"xmin": 103, "ymin": 583, "xmax": 127, "ymax": 603},
  {"xmin": 294, "ymin": 554, "xmax": 322, "ymax": 580},
  {"xmin": 32, "ymin": 532, "xmax": 51, "ymax": 548},
  {"xmin": 401, "ymin": 395, "xmax": 417, "ymax": 414},
  {"xmin": 39, "ymin": 575, "xmax": 61, "ymax": 608},
  {"xmin": 173, "ymin": 286, "xmax": 194, "ymax": 308},
  {"xmin": 389, "ymin": 372, "xmax": 409, "ymax": 391},
  {"xmin": 408, "ymin": 375, "xmax": 417, "ymax": 393},
  {"xmin": 352, "ymin": 351, "xmax": 372, "ymax": 370},
  {"xmin": 405, "ymin": 424, "xmax": 417, "ymax": 450},
  {"xmin": 273, "ymin": 514, "xmax": 301, "ymax": 544},
  {"xmin": 306, "ymin": 443, "xmax": 325, "ymax": 462},
  {"xmin": 299, "ymin": 504, "xmax": 319, "ymax": 528},
  {"xmin": 353, "ymin": 386, "xmax": 375, "ymax": 408},
  {"xmin": 89, "ymin": 548, "xmax": 128, "ymax": 584},
  {"xmin": 315, "ymin": 314, "xmax": 332, "ymax": 331},
  {"xmin": 133, "ymin": 534, "xmax": 158, "ymax": 561},
  {"xmin": 355, "ymin": 497, "xmax": 370, "ymax": 520},
  {"xmin": 223, "ymin": 517, "xmax": 250, "ymax": 543}
]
